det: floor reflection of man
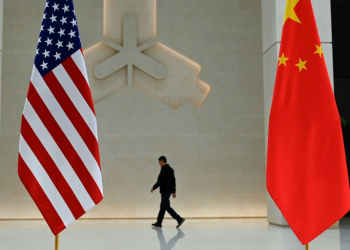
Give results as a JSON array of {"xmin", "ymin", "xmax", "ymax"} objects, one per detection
[{"xmin": 153, "ymin": 227, "xmax": 185, "ymax": 250}]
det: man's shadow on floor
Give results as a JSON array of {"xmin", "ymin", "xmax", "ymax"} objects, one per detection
[{"xmin": 152, "ymin": 227, "xmax": 185, "ymax": 250}]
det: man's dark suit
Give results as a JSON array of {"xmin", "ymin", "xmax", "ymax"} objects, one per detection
[{"xmin": 153, "ymin": 164, "xmax": 181, "ymax": 224}]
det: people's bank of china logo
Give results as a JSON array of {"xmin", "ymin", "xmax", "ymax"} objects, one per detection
[{"xmin": 85, "ymin": 0, "xmax": 210, "ymax": 110}]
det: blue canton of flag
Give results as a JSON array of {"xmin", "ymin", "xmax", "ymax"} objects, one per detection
[{"xmin": 35, "ymin": 0, "xmax": 81, "ymax": 76}]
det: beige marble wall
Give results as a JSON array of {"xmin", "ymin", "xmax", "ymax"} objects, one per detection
[{"xmin": 0, "ymin": 0, "xmax": 265, "ymax": 219}]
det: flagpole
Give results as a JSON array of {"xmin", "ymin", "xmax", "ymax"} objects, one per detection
[
  {"xmin": 305, "ymin": 243, "xmax": 309, "ymax": 250},
  {"xmin": 55, "ymin": 234, "xmax": 59, "ymax": 250}
]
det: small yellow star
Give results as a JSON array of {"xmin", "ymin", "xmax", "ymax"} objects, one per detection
[
  {"xmin": 278, "ymin": 53, "xmax": 289, "ymax": 66},
  {"xmin": 314, "ymin": 44, "xmax": 323, "ymax": 57},
  {"xmin": 284, "ymin": 0, "xmax": 301, "ymax": 24},
  {"xmin": 295, "ymin": 58, "xmax": 307, "ymax": 72}
]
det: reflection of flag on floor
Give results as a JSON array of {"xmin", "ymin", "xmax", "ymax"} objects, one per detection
[
  {"xmin": 266, "ymin": 0, "xmax": 350, "ymax": 245},
  {"xmin": 18, "ymin": 0, "xmax": 103, "ymax": 235}
]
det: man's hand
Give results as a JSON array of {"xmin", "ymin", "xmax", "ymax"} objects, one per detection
[
  {"xmin": 151, "ymin": 189, "xmax": 154, "ymax": 193},
  {"xmin": 172, "ymin": 193, "xmax": 176, "ymax": 198}
]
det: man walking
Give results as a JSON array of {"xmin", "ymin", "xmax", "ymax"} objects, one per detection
[{"xmin": 151, "ymin": 156, "xmax": 185, "ymax": 228}]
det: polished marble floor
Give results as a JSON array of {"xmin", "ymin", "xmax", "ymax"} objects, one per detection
[{"xmin": 0, "ymin": 218, "xmax": 349, "ymax": 250}]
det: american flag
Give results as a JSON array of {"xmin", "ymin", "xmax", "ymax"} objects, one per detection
[{"xmin": 18, "ymin": 0, "xmax": 103, "ymax": 235}]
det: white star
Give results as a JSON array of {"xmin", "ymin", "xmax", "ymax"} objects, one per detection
[
  {"xmin": 45, "ymin": 37, "xmax": 53, "ymax": 46},
  {"xmin": 36, "ymin": 49, "xmax": 39, "ymax": 55},
  {"xmin": 66, "ymin": 42, "xmax": 74, "ymax": 50},
  {"xmin": 47, "ymin": 26, "xmax": 55, "ymax": 34},
  {"xmin": 52, "ymin": 3, "xmax": 59, "ymax": 11},
  {"xmin": 41, "ymin": 25, "xmax": 44, "ymax": 31},
  {"xmin": 43, "ymin": 13, "xmax": 47, "ymax": 19},
  {"xmin": 73, "ymin": 10, "xmax": 76, "ymax": 15},
  {"xmin": 56, "ymin": 40, "xmax": 63, "ymax": 49},
  {"xmin": 38, "ymin": 37, "xmax": 42, "ymax": 43},
  {"xmin": 60, "ymin": 16, "xmax": 67, "ymax": 25},
  {"xmin": 62, "ymin": 4, "xmax": 69, "ymax": 13},
  {"xmin": 53, "ymin": 52, "xmax": 61, "ymax": 61},
  {"xmin": 45, "ymin": 2, "xmax": 49, "ymax": 8},
  {"xmin": 42, "ymin": 49, "xmax": 50, "ymax": 58},
  {"xmin": 68, "ymin": 30, "xmax": 76, "ymax": 38},
  {"xmin": 50, "ymin": 14, "xmax": 57, "ymax": 23},
  {"xmin": 58, "ymin": 28, "xmax": 65, "ymax": 37},
  {"xmin": 70, "ymin": 18, "xmax": 77, "ymax": 26},
  {"xmin": 40, "ymin": 61, "xmax": 48, "ymax": 70}
]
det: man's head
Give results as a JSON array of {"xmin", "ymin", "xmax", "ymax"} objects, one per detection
[{"xmin": 158, "ymin": 156, "xmax": 167, "ymax": 167}]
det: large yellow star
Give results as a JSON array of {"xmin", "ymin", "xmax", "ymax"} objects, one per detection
[
  {"xmin": 295, "ymin": 58, "xmax": 307, "ymax": 72},
  {"xmin": 314, "ymin": 44, "xmax": 323, "ymax": 57},
  {"xmin": 284, "ymin": 0, "xmax": 301, "ymax": 24},
  {"xmin": 278, "ymin": 53, "xmax": 289, "ymax": 66}
]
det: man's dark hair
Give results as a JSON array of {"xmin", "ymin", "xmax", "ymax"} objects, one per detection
[{"xmin": 158, "ymin": 156, "xmax": 167, "ymax": 163}]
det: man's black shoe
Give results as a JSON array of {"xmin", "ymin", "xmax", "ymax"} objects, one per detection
[
  {"xmin": 176, "ymin": 218, "xmax": 185, "ymax": 228},
  {"xmin": 152, "ymin": 223, "xmax": 162, "ymax": 227}
]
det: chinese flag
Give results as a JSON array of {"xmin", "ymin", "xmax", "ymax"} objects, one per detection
[{"xmin": 266, "ymin": 0, "xmax": 350, "ymax": 245}]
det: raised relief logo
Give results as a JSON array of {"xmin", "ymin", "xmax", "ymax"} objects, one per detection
[{"xmin": 85, "ymin": 0, "xmax": 210, "ymax": 110}]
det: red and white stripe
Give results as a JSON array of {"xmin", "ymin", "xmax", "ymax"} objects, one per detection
[{"xmin": 18, "ymin": 50, "xmax": 103, "ymax": 235}]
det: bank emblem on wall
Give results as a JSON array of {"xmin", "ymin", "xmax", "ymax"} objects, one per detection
[{"xmin": 85, "ymin": 0, "xmax": 210, "ymax": 110}]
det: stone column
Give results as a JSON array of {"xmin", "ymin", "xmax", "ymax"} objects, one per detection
[{"xmin": 261, "ymin": 0, "xmax": 334, "ymax": 226}]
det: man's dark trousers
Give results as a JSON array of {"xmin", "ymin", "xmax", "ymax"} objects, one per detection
[{"xmin": 157, "ymin": 193, "xmax": 181, "ymax": 224}]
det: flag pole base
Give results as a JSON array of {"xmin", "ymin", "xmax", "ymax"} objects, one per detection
[
  {"xmin": 305, "ymin": 243, "xmax": 309, "ymax": 250},
  {"xmin": 55, "ymin": 234, "xmax": 59, "ymax": 250}
]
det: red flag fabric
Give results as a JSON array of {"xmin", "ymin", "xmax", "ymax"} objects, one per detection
[
  {"xmin": 18, "ymin": 0, "xmax": 103, "ymax": 235},
  {"xmin": 266, "ymin": 0, "xmax": 350, "ymax": 244}
]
